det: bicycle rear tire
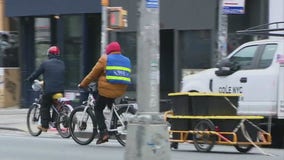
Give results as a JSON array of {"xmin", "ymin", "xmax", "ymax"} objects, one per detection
[
  {"xmin": 27, "ymin": 104, "xmax": 42, "ymax": 136},
  {"xmin": 56, "ymin": 104, "xmax": 73, "ymax": 138},
  {"xmin": 69, "ymin": 106, "xmax": 97, "ymax": 145},
  {"xmin": 113, "ymin": 106, "xmax": 136, "ymax": 146}
]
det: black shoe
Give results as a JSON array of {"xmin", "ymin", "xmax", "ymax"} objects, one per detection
[
  {"xmin": 170, "ymin": 142, "xmax": 178, "ymax": 149},
  {"xmin": 96, "ymin": 133, "xmax": 109, "ymax": 144}
]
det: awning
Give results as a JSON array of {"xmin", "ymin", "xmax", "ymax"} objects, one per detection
[{"xmin": 5, "ymin": 0, "xmax": 101, "ymax": 17}]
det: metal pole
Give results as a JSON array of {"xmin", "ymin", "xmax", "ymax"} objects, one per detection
[
  {"xmin": 125, "ymin": 0, "xmax": 170, "ymax": 159},
  {"xmin": 217, "ymin": 0, "xmax": 228, "ymax": 60},
  {"xmin": 101, "ymin": 0, "xmax": 109, "ymax": 55}
]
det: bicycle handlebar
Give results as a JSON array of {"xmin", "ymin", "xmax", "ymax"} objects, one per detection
[{"xmin": 122, "ymin": 96, "xmax": 136, "ymax": 101}]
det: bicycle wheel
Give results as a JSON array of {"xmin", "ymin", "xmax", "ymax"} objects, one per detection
[
  {"xmin": 234, "ymin": 144, "xmax": 253, "ymax": 153},
  {"xmin": 26, "ymin": 104, "xmax": 42, "ymax": 136},
  {"xmin": 193, "ymin": 119, "xmax": 216, "ymax": 152},
  {"xmin": 69, "ymin": 106, "xmax": 97, "ymax": 145},
  {"xmin": 113, "ymin": 106, "xmax": 136, "ymax": 146},
  {"xmin": 56, "ymin": 104, "xmax": 73, "ymax": 138}
]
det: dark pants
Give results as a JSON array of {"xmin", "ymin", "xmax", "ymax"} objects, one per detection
[
  {"xmin": 41, "ymin": 92, "xmax": 63, "ymax": 128},
  {"xmin": 94, "ymin": 94, "xmax": 114, "ymax": 133},
  {"xmin": 40, "ymin": 93, "xmax": 53, "ymax": 128}
]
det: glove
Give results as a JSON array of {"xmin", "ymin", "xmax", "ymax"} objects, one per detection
[
  {"xmin": 78, "ymin": 84, "xmax": 89, "ymax": 92},
  {"xmin": 78, "ymin": 84, "xmax": 86, "ymax": 89}
]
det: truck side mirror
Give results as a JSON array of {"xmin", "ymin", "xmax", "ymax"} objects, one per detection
[{"xmin": 215, "ymin": 59, "xmax": 240, "ymax": 76}]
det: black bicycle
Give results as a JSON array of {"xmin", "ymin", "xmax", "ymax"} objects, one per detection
[
  {"xmin": 26, "ymin": 80, "xmax": 74, "ymax": 138},
  {"xmin": 69, "ymin": 83, "xmax": 137, "ymax": 146}
]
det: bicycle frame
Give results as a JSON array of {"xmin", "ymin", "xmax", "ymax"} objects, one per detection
[
  {"xmin": 78, "ymin": 91, "xmax": 136, "ymax": 133},
  {"xmin": 107, "ymin": 103, "xmax": 135, "ymax": 132},
  {"xmin": 69, "ymin": 82, "xmax": 137, "ymax": 146},
  {"xmin": 52, "ymin": 97, "xmax": 73, "ymax": 115},
  {"xmin": 27, "ymin": 79, "xmax": 74, "ymax": 138},
  {"xmin": 32, "ymin": 80, "xmax": 73, "ymax": 116},
  {"xmin": 78, "ymin": 91, "xmax": 96, "ymax": 125}
]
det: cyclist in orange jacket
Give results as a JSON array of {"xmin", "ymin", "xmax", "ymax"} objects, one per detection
[{"xmin": 78, "ymin": 41, "xmax": 131, "ymax": 144}]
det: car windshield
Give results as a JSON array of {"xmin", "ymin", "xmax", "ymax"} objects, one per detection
[{"xmin": 230, "ymin": 45, "xmax": 258, "ymax": 69}]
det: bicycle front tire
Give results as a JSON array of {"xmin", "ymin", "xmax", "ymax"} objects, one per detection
[
  {"xmin": 69, "ymin": 106, "xmax": 97, "ymax": 145},
  {"xmin": 26, "ymin": 104, "xmax": 42, "ymax": 136}
]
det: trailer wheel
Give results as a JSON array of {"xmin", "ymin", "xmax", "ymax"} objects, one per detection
[
  {"xmin": 234, "ymin": 144, "xmax": 253, "ymax": 153},
  {"xmin": 193, "ymin": 119, "xmax": 216, "ymax": 152},
  {"xmin": 234, "ymin": 121, "xmax": 265, "ymax": 153}
]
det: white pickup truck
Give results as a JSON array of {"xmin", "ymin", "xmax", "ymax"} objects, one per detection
[{"xmin": 181, "ymin": 38, "xmax": 284, "ymax": 148}]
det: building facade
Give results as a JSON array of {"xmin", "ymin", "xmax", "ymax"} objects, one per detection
[{"xmin": 4, "ymin": 0, "xmax": 269, "ymax": 108}]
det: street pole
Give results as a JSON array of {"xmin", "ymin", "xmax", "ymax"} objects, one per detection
[
  {"xmin": 217, "ymin": 0, "xmax": 228, "ymax": 60},
  {"xmin": 125, "ymin": 0, "xmax": 170, "ymax": 160},
  {"xmin": 101, "ymin": 0, "xmax": 109, "ymax": 55}
]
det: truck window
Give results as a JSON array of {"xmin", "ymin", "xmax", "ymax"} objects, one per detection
[
  {"xmin": 230, "ymin": 45, "xmax": 258, "ymax": 70},
  {"xmin": 257, "ymin": 44, "xmax": 277, "ymax": 69}
]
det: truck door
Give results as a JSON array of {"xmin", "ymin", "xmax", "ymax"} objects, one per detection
[{"xmin": 213, "ymin": 43, "xmax": 278, "ymax": 115}]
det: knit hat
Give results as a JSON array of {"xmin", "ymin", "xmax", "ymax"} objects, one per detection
[{"xmin": 106, "ymin": 41, "xmax": 121, "ymax": 55}]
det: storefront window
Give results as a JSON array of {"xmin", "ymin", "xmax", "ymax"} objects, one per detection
[
  {"xmin": 34, "ymin": 16, "xmax": 82, "ymax": 89},
  {"xmin": 0, "ymin": 31, "xmax": 19, "ymax": 67},
  {"xmin": 179, "ymin": 30, "xmax": 211, "ymax": 69},
  {"xmin": 62, "ymin": 15, "xmax": 82, "ymax": 89},
  {"xmin": 116, "ymin": 32, "xmax": 137, "ymax": 91},
  {"xmin": 35, "ymin": 18, "xmax": 51, "ymax": 69}
]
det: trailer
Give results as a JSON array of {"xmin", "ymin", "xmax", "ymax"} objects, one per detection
[{"xmin": 164, "ymin": 92, "xmax": 272, "ymax": 153}]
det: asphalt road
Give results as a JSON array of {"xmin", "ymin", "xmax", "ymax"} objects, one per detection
[
  {"xmin": 0, "ymin": 108, "xmax": 283, "ymax": 160},
  {"xmin": 0, "ymin": 133, "xmax": 284, "ymax": 160}
]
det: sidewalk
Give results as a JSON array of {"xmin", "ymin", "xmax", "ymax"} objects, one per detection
[{"xmin": 0, "ymin": 106, "xmax": 28, "ymax": 132}]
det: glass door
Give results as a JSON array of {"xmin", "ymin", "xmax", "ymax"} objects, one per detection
[{"xmin": 35, "ymin": 17, "xmax": 51, "ymax": 69}]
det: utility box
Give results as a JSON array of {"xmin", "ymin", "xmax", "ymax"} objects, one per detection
[
  {"xmin": 168, "ymin": 92, "xmax": 240, "ymax": 116},
  {"xmin": 168, "ymin": 92, "xmax": 241, "ymax": 140},
  {"xmin": 0, "ymin": 67, "xmax": 21, "ymax": 108}
]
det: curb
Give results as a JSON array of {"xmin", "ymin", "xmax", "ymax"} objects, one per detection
[
  {"xmin": 0, "ymin": 108, "xmax": 28, "ymax": 115},
  {"xmin": 0, "ymin": 108, "xmax": 28, "ymax": 133},
  {"xmin": 0, "ymin": 127, "xmax": 26, "ymax": 132}
]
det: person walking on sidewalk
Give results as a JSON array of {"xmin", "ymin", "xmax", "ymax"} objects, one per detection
[
  {"xmin": 26, "ymin": 46, "xmax": 65, "ymax": 132},
  {"xmin": 78, "ymin": 41, "xmax": 131, "ymax": 144}
]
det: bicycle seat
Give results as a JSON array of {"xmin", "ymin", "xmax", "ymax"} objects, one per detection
[{"xmin": 52, "ymin": 93, "xmax": 63, "ymax": 100}]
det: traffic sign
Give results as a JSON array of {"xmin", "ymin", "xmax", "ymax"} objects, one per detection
[
  {"xmin": 146, "ymin": 0, "xmax": 159, "ymax": 8},
  {"xmin": 223, "ymin": 0, "xmax": 245, "ymax": 14}
]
